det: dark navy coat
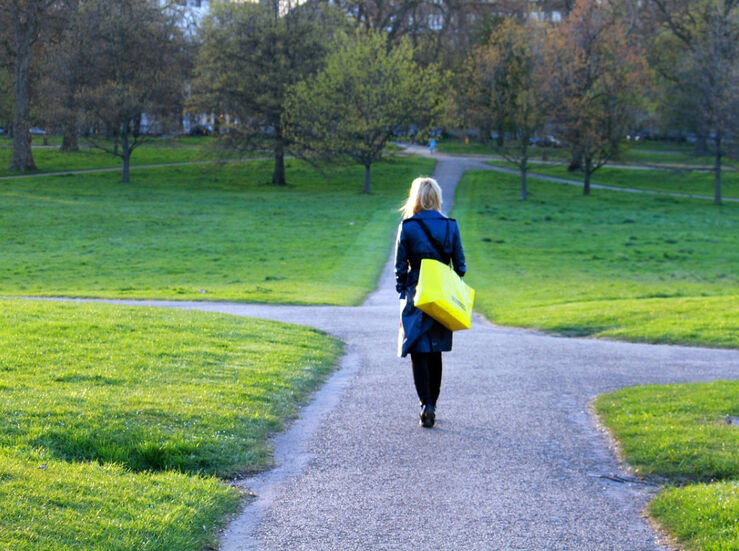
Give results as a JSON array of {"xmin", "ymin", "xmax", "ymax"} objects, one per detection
[{"xmin": 394, "ymin": 209, "xmax": 466, "ymax": 357}]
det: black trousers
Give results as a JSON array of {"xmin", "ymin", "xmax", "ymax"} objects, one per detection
[{"xmin": 411, "ymin": 352, "xmax": 442, "ymax": 406}]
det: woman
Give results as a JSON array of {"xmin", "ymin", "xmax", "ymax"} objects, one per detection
[{"xmin": 394, "ymin": 177, "xmax": 466, "ymax": 428}]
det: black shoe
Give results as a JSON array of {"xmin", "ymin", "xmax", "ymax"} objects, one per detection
[{"xmin": 420, "ymin": 404, "xmax": 435, "ymax": 428}]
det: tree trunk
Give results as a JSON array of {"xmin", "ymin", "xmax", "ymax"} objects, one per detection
[
  {"xmin": 583, "ymin": 156, "xmax": 592, "ymax": 196},
  {"xmin": 520, "ymin": 169, "xmax": 527, "ymax": 201},
  {"xmin": 694, "ymin": 133, "xmax": 709, "ymax": 156},
  {"xmin": 479, "ymin": 126, "xmax": 490, "ymax": 145},
  {"xmin": 272, "ymin": 140, "xmax": 286, "ymax": 186},
  {"xmin": 363, "ymin": 163, "xmax": 372, "ymax": 194},
  {"xmin": 568, "ymin": 146, "xmax": 583, "ymax": 172},
  {"xmin": 10, "ymin": 10, "xmax": 36, "ymax": 172},
  {"xmin": 121, "ymin": 130, "xmax": 130, "ymax": 183},
  {"xmin": 496, "ymin": 122, "xmax": 505, "ymax": 147},
  {"xmin": 520, "ymin": 147, "xmax": 528, "ymax": 201},
  {"xmin": 714, "ymin": 132, "xmax": 722, "ymax": 205},
  {"xmin": 61, "ymin": 124, "xmax": 79, "ymax": 152},
  {"xmin": 133, "ymin": 113, "xmax": 142, "ymax": 137}
]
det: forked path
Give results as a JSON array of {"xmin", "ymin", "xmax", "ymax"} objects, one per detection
[{"xmin": 48, "ymin": 157, "xmax": 738, "ymax": 550}]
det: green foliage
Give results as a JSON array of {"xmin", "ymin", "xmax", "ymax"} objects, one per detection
[
  {"xmin": 455, "ymin": 170, "xmax": 739, "ymax": 347},
  {"xmin": 284, "ymin": 30, "xmax": 445, "ymax": 193},
  {"xmin": 190, "ymin": 0, "xmax": 347, "ymax": 185},
  {"xmin": 0, "ymin": 298, "xmax": 343, "ymax": 548},
  {"xmin": 0, "ymin": 157, "xmax": 433, "ymax": 304},
  {"xmin": 596, "ymin": 382, "xmax": 739, "ymax": 550}
]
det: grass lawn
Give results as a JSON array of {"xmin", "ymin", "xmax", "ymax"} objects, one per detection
[
  {"xmin": 454, "ymin": 171, "xmax": 739, "ymax": 348},
  {"xmin": 0, "ymin": 156, "xmax": 433, "ymax": 304},
  {"xmin": 488, "ymin": 161, "xmax": 739, "ymax": 199},
  {"xmin": 0, "ymin": 298, "xmax": 342, "ymax": 549},
  {"xmin": 622, "ymin": 142, "xmax": 738, "ymax": 169},
  {"xmin": 595, "ymin": 382, "xmax": 739, "ymax": 550},
  {"xmin": 0, "ymin": 137, "xmax": 222, "ymax": 176},
  {"xmin": 436, "ymin": 136, "xmax": 736, "ymax": 168}
]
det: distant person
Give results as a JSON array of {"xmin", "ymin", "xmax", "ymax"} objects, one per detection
[
  {"xmin": 394, "ymin": 177, "xmax": 466, "ymax": 428},
  {"xmin": 429, "ymin": 138, "xmax": 436, "ymax": 155}
]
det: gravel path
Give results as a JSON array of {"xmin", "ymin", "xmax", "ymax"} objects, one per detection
[{"xmin": 46, "ymin": 156, "xmax": 738, "ymax": 550}]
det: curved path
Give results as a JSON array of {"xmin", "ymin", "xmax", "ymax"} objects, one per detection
[{"xmin": 41, "ymin": 156, "xmax": 738, "ymax": 550}]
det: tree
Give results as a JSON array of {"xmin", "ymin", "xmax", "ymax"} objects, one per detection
[
  {"xmin": 460, "ymin": 19, "xmax": 546, "ymax": 199},
  {"xmin": 283, "ymin": 30, "xmax": 445, "ymax": 194},
  {"xmin": 0, "ymin": 0, "xmax": 58, "ymax": 171},
  {"xmin": 190, "ymin": 1, "xmax": 345, "ymax": 186},
  {"xmin": 76, "ymin": 0, "xmax": 187, "ymax": 182},
  {"xmin": 543, "ymin": 0, "xmax": 648, "ymax": 195},
  {"xmin": 0, "ymin": 65, "xmax": 12, "ymax": 133},
  {"xmin": 458, "ymin": 17, "xmax": 508, "ymax": 147},
  {"xmin": 37, "ymin": 0, "xmax": 86, "ymax": 152},
  {"xmin": 649, "ymin": 0, "xmax": 738, "ymax": 205}
]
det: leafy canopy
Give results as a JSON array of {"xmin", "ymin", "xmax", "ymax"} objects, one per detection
[{"xmin": 284, "ymin": 29, "xmax": 445, "ymax": 193}]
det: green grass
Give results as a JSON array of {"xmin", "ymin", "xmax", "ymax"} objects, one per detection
[
  {"xmin": 489, "ymin": 161, "xmax": 739, "ymax": 199},
  {"xmin": 596, "ymin": 382, "xmax": 739, "ymax": 481},
  {"xmin": 649, "ymin": 481, "xmax": 738, "ymax": 551},
  {"xmin": 0, "ymin": 156, "xmax": 433, "ymax": 304},
  {"xmin": 0, "ymin": 448, "xmax": 240, "ymax": 550},
  {"xmin": 0, "ymin": 298, "xmax": 342, "ymax": 549},
  {"xmin": 622, "ymin": 142, "xmax": 738, "ymax": 169},
  {"xmin": 454, "ymin": 170, "xmax": 739, "ymax": 347},
  {"xmin": 0, "ymin": 137, "xmax": 221, "ymax": 176},
  {"xmin": 595, "ymin": 382, "xmax": 739, "ymax": 550},
  {"xmin": 436, "ymin": 136, "xmax": 736, "ymax": 168}
]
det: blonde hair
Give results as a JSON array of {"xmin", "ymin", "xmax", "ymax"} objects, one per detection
[{"xmin": 400, "ymin": 177, "xmax": 443, "ymax": 219}]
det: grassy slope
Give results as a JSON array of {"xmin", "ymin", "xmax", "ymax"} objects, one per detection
[
  {"xmin": 0, "ymin": 298, "xmax": 342, "ymax": 549},
  {"xmin": 596, "ymin": 382, "xmax": 739, "ymax": 551},
  {"xmin": 489, "ymin": 160, "xmax": 739, "ymax": 199},
  {"xmin": 0, "ymin": 157, "xmax": 433, "ymax": 304},
  {"xmin": 454, "ymin": 171, "xmax": 739, "ymax": 348}
]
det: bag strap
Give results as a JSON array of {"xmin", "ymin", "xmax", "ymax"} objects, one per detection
[{"xmin": 410, "ymin": 218, "xmax": 450, "ymax": 265}]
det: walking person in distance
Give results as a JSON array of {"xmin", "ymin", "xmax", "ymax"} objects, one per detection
[{"xmin": 394, "ymin": 177, "xmax": 466, "ymax": 428}]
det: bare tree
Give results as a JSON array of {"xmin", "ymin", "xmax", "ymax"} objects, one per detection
[
  {"xmin": 0, "ymin": 61, "xmax": 12, "ymax": 134},
  {"xmin": 36, "ymin": 0, "xmax": 86, "ymax": 151},
  {"xmin": 0, "ymin": 0, "xmax": 58, "ymax": 171},
  {"xmin": 190, "ymin": 1, "xmax": 346, "ymax": 186},
  {"xmin": 649, "ymin": 0, "xmax": 738, "ymax": 204},
  {"xmin": 543, "ymin": 0, "xmax": 649, "ymax": 195},
  {"xmin": 77, "ymin": 0, "xmax": 188, "ymax": 182},
  {"xmin": 460, "ymin": 19, "xmax": 546, "ymax": 199}
]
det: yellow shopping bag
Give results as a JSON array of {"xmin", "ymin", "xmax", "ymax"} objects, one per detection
[{"xmin": 414, "ymin": 258, "xmax": 475, "ymax": 331}]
